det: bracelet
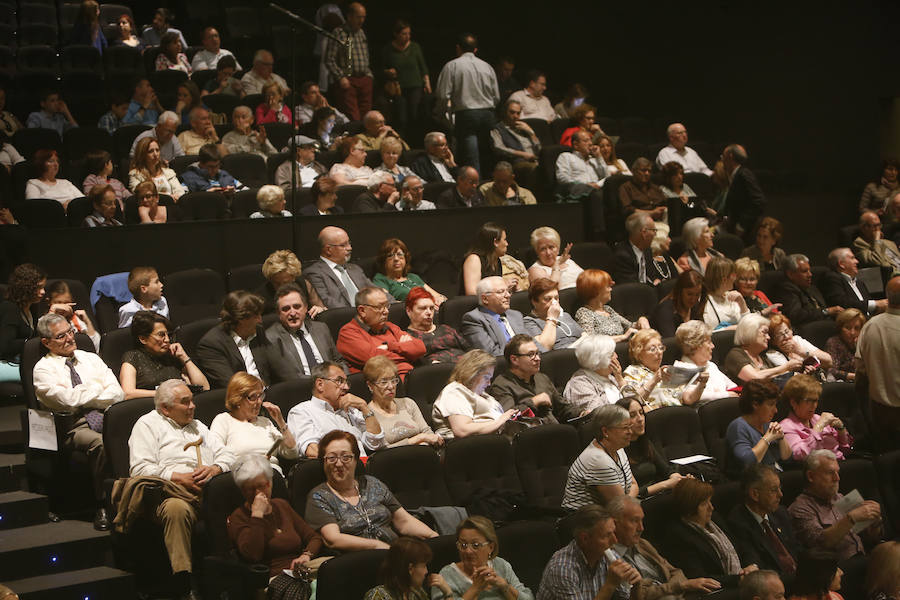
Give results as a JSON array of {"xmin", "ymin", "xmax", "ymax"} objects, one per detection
[
  {"xmin": 364, "ymin": 410, "xmax": 375, "ymax": 419},
  {"xmin": 182, "ymin": 358, "xmax": 193, "ymax": 366}
]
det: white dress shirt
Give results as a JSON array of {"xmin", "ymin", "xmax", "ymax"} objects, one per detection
[
  {"xmin": 232, "ymin": 332, "xmax": 260, "ymax": 378},
  {"xmin": 430, "ymin": 156, "xmax": 455, "ymax": 182},
  {"xmin": 287, "ymin": 396, "xmax": 385, "ymax": 457},
  {"xmin": 555, "ymin": 151, "xmax": 606, "ymax": 185},
  {"xmin": 129, "ymin": 410, "xmax": 230, "ymax": 479},
  {"xmin": 631, "ymin": 242, "xmax": 648, "ymax": 284},
  {"xmin": 209, "ymin": 412, "xmax": 299, "ymax": 474},
  {"xmin": 508, "ymin": 89, "xmax": 557, "ymax": 122},
  {"xmin": 190, "ymin": 48, "xmax": 241, "ymax": 72},
  {"xmin": 33, "ymin": 349, "xmax": 125, "ymax": 412},
  {"xmin": 118, "ymin": 296, "xmax": 170, "ymax": 328},
  {"xmin": 840, "ymin": 272, "xmax": 876, "ymax": 313},
  {"xmin": 655, "ymin": 145, "xmax": 712, "ymax": 176}
]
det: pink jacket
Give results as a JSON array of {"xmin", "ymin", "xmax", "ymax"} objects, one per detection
[{"xmin": 780, "ymin": 413, "xmax": 852, "ymax": 461}]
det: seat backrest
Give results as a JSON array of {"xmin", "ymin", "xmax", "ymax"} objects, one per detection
[
  {"xmin": 839, "ymin": 458, "xmax": 892, "ymax": 538},
  {"xmin": 508, "ymin": 289, "xmax": 530, "ymax": 315},
  {"xmin": 65, "ymin": 195, "xmax": 92, "ymax": 226},
  {"xmin": 335, "ymin": 184, "xmax": 366, "ymax": 213},
  {"xmin": 797, "ymin": 319, "xmax": 837, "ymax": 350},
  {"xmin": 13, "ymin": 127, "xmax": 61, "ymax": 159},
  {"xmin": 779, "ymin": 468, "xmax": 806, "ymax": 507},
  {"xmin": 227, "ymin": 264, "xmax": 265, "ymax": 292},
  {"xmin": 221, "ymin": 152, "xmax": 266, "ymax": 189},
  {"xmin": 366, "ymin": 445, "xmax": 452, "ymax": 509},
  {"xmin": 522, "ymin": 118, "xmax": 553, "ymax": 146},
  {"xmin": 539, "ymin": 349, "xmax": 579, "ymax": 391},
  {"xmin": 314, "ymin": 306, "xmax": 357, "ymax": 342},
  {"xmin": 99, "ymin": 326, "xmax": 134, "ymax": 376},
  {"xmin": 609, "ymin": 283, "xmax": 657, "ymax": 322},
  {"xmin": 265, "ymin": 378, "xmax": 313, "ymax": 422},
  {"xmin": 698, "ymin": 397, "xmax": 741, "ymax": 469},
  {"xmin": 404, "ymin": 364, "xmax": 454, "ymax": 428},
  {"xmin": 288, "ymin": 459, "xmax": 326, "ymax": 519},
  {"xmin": 422, "ymin": 181, "xmax": 454, "ymax": 203},
  {"xmin": 496, "ymin": 520, "xmax": 560, "ymax": 593},
  {"xmin": 644, "ymin": 405, "xmax": 708, "ymax": 460},
  {"xmin": 173, "ymin": 317, "xmax": 221, "ymax": 360},
  {"xmin": 513, "ymin": 424, "xmax": 580, "ymax": 507},
  {"xmin": 112, "ymin": 124, "xmax": 150, "ymax": 161},
  {"xmin": 438, "ymin": 295, "xmax": 478, "ymax": 331},
  {"xmin": 164, "ymin": 268, "xmax": 226, "ymax": 307},
  {"xmin": 443, "ymin": 434, "xmax": 520, "ymax": 505},
  {"xmin": 712, "ymin": 232, "xmax": 745, "ymax": 260},
  {"xmin": 569, "ymin": 241, "xmax": 614, "ymax": 272},
  {"xmin": 316, "ymin": 548, "xmax": 386, "ymax": 600},
  {"xmin": 230, "ymin": 188, "xmax": 260, "ymax": 219},
  {"xmin": 193, "ymin": 388, "xmax": 226, "ymax": 427},
  {"xmin": 178, "ymin": 191, "xmax": 229, "ymax": 221},
  {"xmin": 711, "ymin": 329, "xmax": 735, "ymax": 367},
  {"xmin": 102, "ymin": 396, "xmax": 155, "ymax": 478},
  {"xmin": 875, "ymin": 449, "xmax": 900, "ymax": 536}
]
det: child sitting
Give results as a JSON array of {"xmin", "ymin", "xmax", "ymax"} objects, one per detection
[{"xmin": 118, "ymin": 266, "xmax": 169, "ymax": 327}]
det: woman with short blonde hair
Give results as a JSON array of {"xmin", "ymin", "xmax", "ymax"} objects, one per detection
[
  {"xmin": 256, "ymin": 249, "xmax": 325, "ymax": 316},
  {"xmin": 527, "ymin": 226, "xmax": 584, "ymax": 289},
  {"xmin": 672, "ymin": 320, "xmax": 737, "ymax": 405},
  {"xmin": 251, "ymin": 184, "xmax": 292, "ymax": 218}
]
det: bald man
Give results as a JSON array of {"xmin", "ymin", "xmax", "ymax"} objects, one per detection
[
  {"xmin": 303, "ymin": 226, "xmax": 392, "ymax": 309},
  {"xmin": 655, "ymin": 123, "xmax": 712, "ymax": 175},
  {"xmin": 855, "ymin": 275, "xmax": 900, "ymax": 448},
  {"xmin": 853, "ymin": 211, "xmax": 900, "ymax": 275},
  {"xmin": 241, "ymin": 49, "xmax": 289, "ymax": 96}
]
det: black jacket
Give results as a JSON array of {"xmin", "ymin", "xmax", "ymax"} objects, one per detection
[
  {"xmin": 726, "ymin": 504, "xmax": 800, "ymax": 575},
  {"xmin": 818, "ymin": 270, "xmax": 872, "ymax": 315}
]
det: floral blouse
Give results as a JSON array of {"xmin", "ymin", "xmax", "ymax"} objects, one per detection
[{"xmin": 575, "ymin": 305, "xmax": 633, "ymax": 336}]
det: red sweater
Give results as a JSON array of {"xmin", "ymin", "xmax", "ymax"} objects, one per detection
[{"xmin": 336, "ymin": 318, "xmax": 426, "ymax": 378}]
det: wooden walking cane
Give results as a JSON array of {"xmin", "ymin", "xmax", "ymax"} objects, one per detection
[{"xmin": 183, "ymin": 437, "xmax": 203, "ymax": 466}]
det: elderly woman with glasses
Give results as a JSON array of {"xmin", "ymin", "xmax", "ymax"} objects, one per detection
[
  {"xmin": 372, "ymin": 238, "xmax": 447, "ymax": 305},
  {"xmin": 734, "ymin": 257, "xmax": 779, "ymax": 315},
  {"xmin": 563, "ymin": 334, "xmax": 625, "ymax": 416},
  {"xmin": 672, "ymin": 320, "xmax": 737, "ymax": 405},
  {"xmin": 563, "ymin": 404, "xmax": 638, "ymax": 509},
  {"xmin": 210, "ymin": 372, "xmax": 298, "ymax": 474},
  {"xmin": 119, "ymin": 310, "xmax": 209, "ymax": 399},
  {"xmin": 329, "ymin": 136, "xmax": 375, "ymax": 186},
  {"xmin": 765, "ymin": 313, "xmax": 833, "ymax": 377},
  {"xmin": 575, "ymin": 269, "xmax": 650, "ymax": 341},
  {"xmin": 435, "ymin": 515, "xmax": 534, "ymax": 600},
  {"xmin": 622, "ymin": 329, "xmax": 679, "ymax": 411},
  {"xmin": 724, "ymin": 314, "xmax": 803, "ymax": 384},
  {"xmin": 227, "ymin": 454, "xmax": 323, "ymax": 597},
  {"xmin": 364, "ymin": 356, "xmax": 442, "ymax": 448},
  {"xmin": 305, "ymin": 430, "xmax": 438, "ymax": 552}
]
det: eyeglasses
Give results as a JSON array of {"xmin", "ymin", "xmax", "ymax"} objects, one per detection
[
  {"xmin": 406, "ymin": 186, "xmax": 424, "ymax": 193},
  {"xmin": 646, "ymin": 344, "xmax": 666, "ymax": 354},
  {"xmin": 372, "ymin": 376, "xmax": 400, "ymax": 389},
  {"xmin": 513, "ymin": 351, "xmax": 540, "ymax": 359},
  {"xmin": 362, "ymin": 303, "xmax": 390, "ymax": 312},
  {"xmin": 323, "ymin": 453, "xmax": 355, "ymax": 464},
  {"xmin": 324, "ymin": 376, "xmax": 348, "ymax": 386},
  {"xmin": 49, "ymin": 327, "xmax": 76, "ymax": 341},
  {"xmin": 386, "ymin": 251, "xmax": 405, "ymax": 259},
  {"xmin": 456, "ymin": 540, "xmax": 491, "ymax": 550},
  {"xmin": 486, "ymin": 289, "xmax": 510, "ymax": 297},
  {"xmin": 244, "ymin": 390, "xmax": 266, "ymax": 402},
  {"xmin": 149, "ymin": 330, "xmax": 171, "ymax": 340}
]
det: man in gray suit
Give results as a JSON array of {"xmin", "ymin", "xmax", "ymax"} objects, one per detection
[
  {"xmin": 304, "ymin": 226, "xmax": 391, "ymax": 309},
  {"xmin": 265, "ymin": 283, "xmax": 347, "ymax": 376},
  {"xmin": 460, "ymin": 276, "xmax": 530, "ymax": 356}
]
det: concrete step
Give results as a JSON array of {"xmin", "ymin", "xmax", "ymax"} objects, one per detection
[
  {"xmin": 0, "ymin": 453, "xmax": 26, "ymax": 492},
  {"xmin": 6, "ymin": 565, "xmax": 136, "ymax": 600},
  {"xmin": 0, "ymin": 520, "xmax": 111, "ymax": 581},
  {"xmin": 0, "ymin": 490, "xmax": 48, "ymax": 529}
]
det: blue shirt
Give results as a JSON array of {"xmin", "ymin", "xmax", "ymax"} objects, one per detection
[
  {"xmin": 26, "ymin": 111, "xmax": 74, "ymax": 136},
  {"xmin": 122, "ymin": 101, "xmax": 159, "ymax": 126},
  {"xmin": 726, "ymin": 416, "xmax": 783, "ymax": 473}
]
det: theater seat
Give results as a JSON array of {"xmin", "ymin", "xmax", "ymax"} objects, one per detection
[
  {"xmin": 227, "ymin": 264, "xmax": 265, "ymax": 292},
  {"xmin": 164, "ymin": 268, "xmax": 227, "ymax": 326},
  {"xmin": 539, "ymin": 349, "xmax": 579, "ymax": 391},
  {"xmin": 316, "ymin": 549, "xmax": 385, "ymax": 600},
  {"xmin": 14, "ymin": 198, "xmax": 67, "ymax": 228},
  {"xmin": 875, "ymin": 450, "xmax": 900, "ymax": 536},
  {"xmin": 711, "ymin": 329, "xmax": 735, "ymax": 367},
  {"xmin": 314, "ymin": 306, "xmax": 357, "ymax": 343},
  {"xmin": 103, "ymin": 396, "xmax": 155, "ymax": 479},
  {"xmin": 366, "ymin": 445, "xmax": 452, "ymax": 509},
  {"xmin": 99, "ymin": 326, "xmax": 135, "ymax": 376},
  {"xmin": 404, "ymin": 362, "xmax": 454, "ymax": 427},
  {"xmin": 712, "ymin": 232, "xmax": 745, "ymax": 260},
  {"xmin": 443, "ymin": 434, "xmax": 520, "ymax": 506},
  {"xmin": 698, "ymin": 397, "xmax": 741, "ymax": 472},
  {"xmin": 513, "ymin": 424, "xmax": 580, "ymax": 507},
  {"xmin": 438, "ymin": 295, "xmax": 477, "ymax": 331},
  {"xmin": 645, "ymin": 405, "xmax": 709, "ymax": 461},
  {"xmin": 193, "ymin": 388, "xmax": 226, "ymax": 427},
  {"xmin": 265, "ymin": 378, "xmax": 313, "ymax": 418},
  {"xmin": 609, "ymin": 283, "xmax": 657, "ymax": 322},
  {"xmin": 496, "ymin": 520, "xmax": 560, "ymax": 592},
  {"xmin": 222, "ymin": 153, "xmax": 266, "ymax": 189},
  {"xmin": 173, "ymin": 317, "xmax": 220, "ymax": 360},
  {"xmin": 288, "ymin": 459, "xmax": 326, "ymax": 519},
  {"xmin": 177, "ymin": 191, "xmax": 229, "ymax": 221},
  {"xmin": 798, "ymin": 319, "xmax": 837, "ymax": 350},
  {"xmin": 569, "ymin": 241, "xmax": 615, "ymax": 272}
]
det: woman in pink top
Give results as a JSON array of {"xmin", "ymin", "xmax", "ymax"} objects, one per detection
[{"xmin": 779, "ymin": 374, "xmax": 851, "ymax": 461}]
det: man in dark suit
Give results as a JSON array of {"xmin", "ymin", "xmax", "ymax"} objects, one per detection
[
  {"xmin": 461, "ymin": 276, "xmax": 531, "ymax": 356},
  {"xmin": 820, "ymin": 247, "xmax": 887, "ymax": 316},
  {"xmin": 435, "ymin": 166, "xmax": 484, "ymax": 208},
  {"xmin": 353, "ymin": 172, "xmax": 400, "ymax": 213},
  {"xmin": 303, "ymin": 226, "xmax": 389, "ymax": 309},
  {"xmin": 196, "ymin": 290, "xmax": 291, "ymax": 389},
  {"xmin": 773, "ymin": 254, "xmax": 843, "ymax": 326},
  {"xmin": 722, "ymin": 144, "xmax": 766, "ymax": 242},
  {"xmin": 613, "ymin": 212, "xmax": 656, "ymax": 285},
  {"xmin": 264, "ymin": 283, "xmax": 346, "ymax": 377},
  {"xmin": 727, "ymin": 464, "xmax": 799, "ymax": 578},
  {"xmin": 410, "ymin": 131, "xmax": 458, "ymax": 183}
]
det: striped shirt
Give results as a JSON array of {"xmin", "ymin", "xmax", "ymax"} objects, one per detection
[{"xmin": 562, "ymin": 442, "xmax": 634, "ymax": 510}]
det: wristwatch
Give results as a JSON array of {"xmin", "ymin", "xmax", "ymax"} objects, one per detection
[{"xmin": 364, "ymin": 409, "xmax": 376, "ymax": 419}]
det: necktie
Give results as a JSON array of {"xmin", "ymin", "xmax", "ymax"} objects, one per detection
[
  {"xmin": 497, "ymin": 315, "xmax": 512, "ymax": 341},
  {"xmin": 295, "ymin": 329, "xmax": 319, "ymax": 375},
  {"xmin": 66, "ymin": 357, "xmax": 104, "ymax": 432},
  {"xmin": 761, "ymin": 518, "xmax": 796, "ymax": 575},
  {"xmin": 336, "ymin": 265, "xmax": 359, "ymax": 305},
  {"xmin": 638, "ymin": 252, "xmax": 647, "ymax": 283}
]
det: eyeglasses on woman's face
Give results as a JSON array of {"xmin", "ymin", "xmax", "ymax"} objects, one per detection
[{"xmin": 323, "ymin": 453, "xmax": 355, "ymax": 464}]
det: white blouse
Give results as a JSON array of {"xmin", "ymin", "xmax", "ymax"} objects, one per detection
[
  {"xmin": 431, "ymin": 381, "xmax": 504, "ymax": 440},
  {"xmin": 703, "ymin": 295, "xmax": 747, "ymax": 330},
  {"xmin": 529, "ymin": 258, "xmax": 584, "ymax": 289},
  {"xmin": 209, "ymin": 412, "xmax": 299, "ymax": 475},
  {"xmin": 25, "ymin": 178, "xmax": 83, "ymax": 203}
]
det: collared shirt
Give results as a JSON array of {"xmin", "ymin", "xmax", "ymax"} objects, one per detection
[
  {"xmin": 613, "ymin": 543, "xmax": 665, "ymax": 583},
  {"xmin": 140, "ymin": 26, "xmax": 186, "ymax": 49},
  {"xmin": 83, "ymin": 210, "xmax": 123, "ymax": 228},
  {"xmin": 26, "ymin": 111, "xmax": 74, "ymax": 136},
  {"xmin": 0, "ymin": 142, "xmax": 23, "ymax": 168},
  {"xmin": 178, "ymin": 130, "xmax": 219, "ymax": 156},
  {"xmin": 232, "ymin": 332, "xmax": 260, "ymax": 378},
  {"xmin": 489, "ymin": 122, "xmax": 541, "ymax": 160},
  {"xmin": 118, "ymin": 296, "xmax": 169, "ymax": 328},
  {"xmin": 395, "ymin": 198, "xmax": 436, "ymax": 211},
  {"xmin": 33, "ymin": 349, "xmax": 125, "ymax": 413},
  {"xmin": 122, "ymin": 100, "xmax": 159, "ymax": 126},
  {"xmin": 788, "ymin": 491, "xmax": 864, "ymax": 562},
  {"xmin": 97, "ymin": 111, "xmax": 124, "ymax": 134},
  {"xmin": 286, "ymin": 396, "xmax": 385, "ymax": 456},
  {"xmin": 288, "ymin": 324, "xmax": 323, "ymax": 375},
  {"xmin": 241, "ymin": 71, "xmax": 290, "ymax": 96},
  {"xmin": 295, "ymin": 103, "xmax": 349, "ymax": 126},
  {"xmin": 480, "ymin": 181, "xmax": 537, "ymax": 207},
  {"xmin": 191, "ymin": 48, "xmax": 241, "ymax": 72},
  {"xmin": 221, "ymin": 129, "xmax": 277, "ymax": 158},
  {"xmin": 131, "ymin": 129, "xmax": 185, "ymax": 162},
  {"xmin": 631, "ymin": 242, "xmax": 648, "ymax": 284},
  {"xmin": 556, "ymin": 151, "xmax": 606, "ymax": 185},
  {"xmin": 656, "ymin": 144, "xmax": 712, "ymax": 175},
  {"xmin": 323, "ymin": 25, "xmax": 372, "ymax": 80},
  {"xmin": 434, "ymin": 52, "xmax": 500, "ymax": 112},
  {"xmin": 129, "ymin": 409, "xmax": 230, "ymax": 479},
  {"xmin": 538, "ymin": 540, "xmax": 630, "ymax": 600},
  {"xmin": 855, "ymin": 307, "xmax": 900, "ymax": 408},
  {"xmin": 429, "ymin": 156, "xmax": 454, "ymax": 182},
  {"xmin": 839, "ymin": 272, "xmax": 875, "ymax": 313},
  {"xmin": 508, "ymin": 89, "xmax": 557, "ymax": 122}
]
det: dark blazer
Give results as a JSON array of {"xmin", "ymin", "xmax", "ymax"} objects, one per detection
[
  {"xmin": 659, "ymin": 514, "xmax": 744, "ymax": 588},
  {"xmin": 613, "ymin": 240, "xmax": 653, "ymax": 285},
  {"xmin": 436, "ymin": 187, "xmax": 484, "ymax": 209},
  {"xmin": 819, "ymin": 270, "xmax": 872, "ymax": 315},
  {"xmin": 264, "ymin": 320, "xmax": 347, "ymax": 377},
  {"xmin": 773, "ymin": 279, "xmax": 829, "ymax": 326},
  {"xmin": 303, "ymin": 258, "xmax": 386, "ymax": 309},
  {"xmin": 0, "ymin": 300, "xmax": 37, "ymax": 361},
  {"xmin": 410, "ymin": 153, "xmax": 458, "ymax": 183},
  {"xmin": 353, "ymin": 191, "xmax": 398, "ymax": 213},
  {"xmin": 724, "ymin": 166, "xmax": 766, "ymax": 237},
  {"xmin": 460, "ymin": 306, "xmax": 528, "ymax": 356},
  {"xmin": 195, "ymin": 324, "xmax": 291, "ymax": 389},
  {"xmin": 298, "ymin": 203, "xmax": 344, "ymax": 217},
  {"xmin": 726, "ymin": 504, "xmax": 800, "ymax": 575}
]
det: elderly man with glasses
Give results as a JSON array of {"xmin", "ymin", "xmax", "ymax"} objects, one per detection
[
  {"xmin": 286, "ymin": 361, "xmax": 385, "ymax": 458},
  {"xmin": 305, "ymin": 226, "xmax": 390, "ymax": 309},
  {"xmin": 336, "ymin": 287, "xmax": 425, "ymax": 379},
  {"xmin": 461, "ymin": 276, "xmax": 533, "ymax": 356},
  {"xmin": 33, "ymin": 312, "xmax": 125, "ymax": 530}
]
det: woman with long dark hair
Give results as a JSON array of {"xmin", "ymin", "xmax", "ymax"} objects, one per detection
[
  {"xmin": 649, "ymin": 269, "xmax": 706, "ymax": 338},
  {"xmin": 461, "ymin": 222, "xmax": 508, "ymax": 295},
  {"xmin": 616, "ymin": 395, "xmax": 684, "ymax": 498},
  {"xmin": 364, "ymin": 537, "xmax": 450, "ymax": 600}
]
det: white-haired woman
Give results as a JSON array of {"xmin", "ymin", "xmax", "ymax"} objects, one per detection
[
  {"xmin": 562, "ymin": 334, "xmax": 624, "ymax": 416},
  {"xmin": 673, "ymin": 320, "xmax": 738, "ymax": 405},
  {"xmin": 649, "ymin": 227, "xmax": 680, "ymax": 283},
  {"xmin": 562, "ymin": 404, "xmax": 637, "ymax": 509},
  {"xmin": 702, "ymin": 256, "xmax": 749, "ymax": 331},
  {"xmin": 526, "ymin": 226, "xmax": 583, "ymax": 289},
  {"xmin": 251, "ymin": 184, "xmax": 292, "ymax": 219},
  {"xmin": 723, "ymin": 314, "xmax": 802, "ymax": 384},
  {"xmin": 227, "ymin": 455, "xmax": 324, "ymax": 597},
  {"xmin": 677, "ymin": 217, "xmax": 722, "ymax": 275}
]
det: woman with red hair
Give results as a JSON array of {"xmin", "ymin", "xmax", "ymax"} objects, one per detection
[
  {"xmin": 405, "ymin": 287, "xmax": 469, "ymax": 364},
  {"xmin": 575, "ymin": 269, "xmax": 650, "ymax": 342}
]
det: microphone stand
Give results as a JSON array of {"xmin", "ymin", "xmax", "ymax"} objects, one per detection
[{"xmin": 268, "ymin": 3, "xmax": 351, "ymax": 209}]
